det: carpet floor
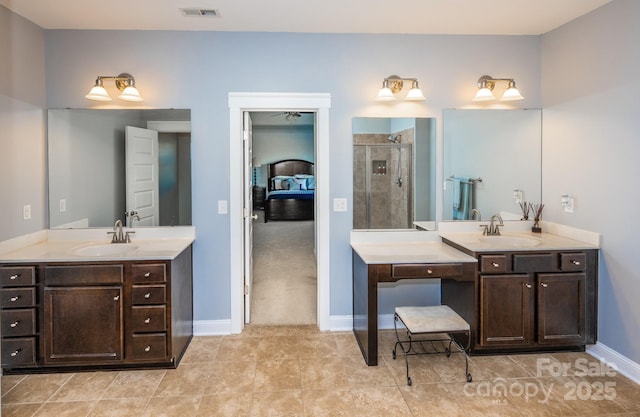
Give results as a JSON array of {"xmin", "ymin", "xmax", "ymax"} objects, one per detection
[{"xmin": 249, "ymin": 210, "xmax": 317, "ymax": 325}]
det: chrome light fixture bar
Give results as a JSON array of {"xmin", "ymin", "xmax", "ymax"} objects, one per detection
[
  {"xmin": 376, "ymin": 75, "xmax": 425, "ymax": 101},
  {"xmin": 85, "ymin": 73, "xmax": 144, "ymax": 102},
  {"xmin": 473, "ymin": 75, "xmax": 523, "ymax": 102}
]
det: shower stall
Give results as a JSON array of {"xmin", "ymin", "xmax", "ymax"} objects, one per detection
[{"xmin": 353, "ymin": 143, "xmax": 413, "ymax": 229}]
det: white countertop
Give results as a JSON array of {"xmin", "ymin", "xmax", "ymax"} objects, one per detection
[
  {"xmin": 0, "ymin": 227, "xmax": 195, "ymax": 262},
  {"xmin": 350, "ymin": 230, "xmax": 477, "ymax": 264},
  {"xmin": 440, "ymin": 231, "xmax": 599, "ymax": 252}
]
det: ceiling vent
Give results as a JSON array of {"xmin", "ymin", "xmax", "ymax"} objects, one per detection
[{"xmin": 179, "ymin": 8, "xmax": 220, "ymax": 18}]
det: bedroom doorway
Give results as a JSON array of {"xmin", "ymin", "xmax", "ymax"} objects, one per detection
[
  {"xmin": 228, "ymin": 93, "xmax": 331, "ymax": 334},
  {"xmin": 249, "ymin": 112, "xmax": 316, "ymax": 325}
]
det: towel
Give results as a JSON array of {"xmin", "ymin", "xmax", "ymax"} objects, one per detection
[{"xmin": 452, "ymin": 177, "xmax": 473, "ymax": 220}]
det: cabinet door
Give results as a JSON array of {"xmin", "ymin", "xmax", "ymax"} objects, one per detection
[
  {"xmin": 479, "ymin": 274, "xmax": 534, "ymax": 347},
  {"xmin": 537, "ymin": 273, "xmax": 586, "ymax": 345},
  {"xmin": 44, "ymin": 286, "xmax": 123, "ymax": 364}
]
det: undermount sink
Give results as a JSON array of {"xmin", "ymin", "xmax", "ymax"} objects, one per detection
[
  {"xmin": 71, "ymin": 243, "xmax": 138, "ymax": 257},
  {"xmin": 478, "ymin": 235, "xmax": 542, "ymax": 247}
]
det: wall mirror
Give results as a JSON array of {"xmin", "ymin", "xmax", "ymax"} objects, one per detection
[
  {"xmin": 352, "ymin": 117, "xmax": 435, "ymax": 229},
  {"xmin": 442, "ymin": 109, "xmax": 542, "ymax": 221},
  {"xmin": 48, "ymin": 109, "xmax": 191, "ymax": 229}
]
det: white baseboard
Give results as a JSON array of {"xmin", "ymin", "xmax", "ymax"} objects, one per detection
[
  {"xmin": 329, "ymin": 314, "xmax": 402, "ymax": 332},
  {"xmin": 587, "ymin": 342, "xmax": 640, "ymax": 384},
  {"xmin": 193, "ymin": 319, "xmax": 232, "ymax": 336}
]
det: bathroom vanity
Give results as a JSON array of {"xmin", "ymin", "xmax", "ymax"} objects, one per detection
[
  {"xmin": 0, "ymin": 228, "xmax": 194, "ymax": 374},
  {"xmin": 351, "ymin": 224, "xmax": 600, "ymax": 365}
]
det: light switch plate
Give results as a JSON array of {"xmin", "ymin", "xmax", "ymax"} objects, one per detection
[
  {"xmin": 218, "ymin": 200, "xmax": 228, "ymax": 214},
  {"xmin": 333, "ymin": 198, "xmax": 348, "ymax": 212}
]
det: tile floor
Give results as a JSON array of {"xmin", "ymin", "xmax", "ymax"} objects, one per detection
[{"xmin": 2, "ymin": 325, "xmax": 639, "ymax": 416}]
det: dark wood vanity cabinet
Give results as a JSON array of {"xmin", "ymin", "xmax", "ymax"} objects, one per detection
[
  {"xmin": 1, "ymin": 246, "xmax": 193, "ymax": 374},
  {"xmin": 441, "ymin": 244, "xmax": 597, "ymax": 354}
]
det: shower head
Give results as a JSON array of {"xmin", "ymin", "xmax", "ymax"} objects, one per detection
[{"xmin": 388, "ymin": 134, "xmax": 401, "ymax": 143}]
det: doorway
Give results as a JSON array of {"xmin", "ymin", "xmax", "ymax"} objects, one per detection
[{"xmin": 228, "ymin": 93, "xmax": 331, "ymax": 334}]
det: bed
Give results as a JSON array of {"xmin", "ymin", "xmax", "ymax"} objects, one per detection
[{"xmin": 264, "ymin": 159, "xmax": 315, "ymax": 222}]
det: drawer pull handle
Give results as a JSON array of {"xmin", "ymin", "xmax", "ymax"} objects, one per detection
[
  {"xmin": 492, "ymin": 262, "xmax": 500, "ymax": 268},
  {"xmin": 426, "ymin": 269, "xmax": 433, "ymax": 275},
  {"xmin": 144, "ymin": 293, "xmax": 151, "ymax": 299},
  {"xmin": 524, "ymin": 283, "xmax": 532, "ymax": 289},
  {"xmin": 113, "ymin": 295, "xmax": 120, "ymax": 301},
  {"xmin": 144, "ymin": 272, "xmax": 151, "ymax": 278},
  {"xmin": 9, "ymin": 296, "xmax": 20, "ymax": 302},
  {"xmin": 144, "ymin": 317, "xmax": 151, "ymax": 324},
  {"xmin": 10, "ymin": 348, "xmax": 21, "ymax": 357},
  {"xmin": 571, "ymin": 260, "xmax": 581, "ymax": 266},
  {"xmin": 540, "ymin": 282, "xmax": 548, "ymax": 288},
  {"xmin": 144, "ymin": 345, "xmax": 151, "ymax": 352},
  {"xmin": 10, "ymin": 321, "xmax": 19, "ymax": 328},
  {"xmin": 10, "ymin": 274, "xmax": 20, "ymax": 280}
]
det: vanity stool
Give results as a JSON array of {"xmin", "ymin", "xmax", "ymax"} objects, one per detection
[{"xmin": 392, "ymin": 305, "xmax": 472, "ymax": 386}]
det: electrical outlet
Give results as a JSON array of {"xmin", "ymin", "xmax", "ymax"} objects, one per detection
[
  {"xmin": 333, "ymin": 198, "xmax": 348, "ymax": 212},
  {"xmin": 59, "ymin": 199, "xmax": 66, "ymax": 212},
  {"xmin": 23, "ymin": 204, "xmax": 31, "ymax": 220},
  {"xmin": 561, "ymin": 195, "xmax": 575, "ymax": 213},
  {"xmin": 513, "ymin": 189, "xmax": 523, "ymax": 204}
]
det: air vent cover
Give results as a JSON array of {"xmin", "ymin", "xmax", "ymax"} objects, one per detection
[{"xmin": 179, "ymin": 8, "xmax": 220, "ymax": 18}]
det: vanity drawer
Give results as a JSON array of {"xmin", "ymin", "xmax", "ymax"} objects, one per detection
[
  {"xmin": 559, "ymin": 253, "xmax": 587, "ymax": 271},
  {"xmin": 0, "ymin": 266, "xmax": 36, "ymax": 287},
  {"xmin": 132, "ymin": 264, "xmax": 167, "ymax": 284},
  {"xmin": 480, "ymin": 255, "xmax": 508, "ymax": 273},
  {"xmin": 1, "ymin": 337, "xmax": 37, "ymax": 367},
  {"xmin": 45, "ymin": 264, "xmax": 123, "ymax": 286},
  {"xmin": 131, "ymin": 306, "xmax": 167, "ymax": 333},
  {"xmin": 128, "ymin": 333, "xmax": 167, "ymax": 361},
  {"xmin": 513, "ymin": 253, "xmax": 553, "ymax": 273},
  {"xmin": 1, "ymin": 308, "xmax": 36, "ymax": 337},
  {"xmin": 1, "ymin": 288, "xmax": 36, "ymax": 308},
  {"xmin": 392, "ymin": 263, "xmax": 463, "ymax": 279},
  {"xmin": 132, "ymin": 285, "xmax": 166, "ymax": 305}
]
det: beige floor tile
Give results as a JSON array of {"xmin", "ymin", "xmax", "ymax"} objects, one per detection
[
  {"xmin": 382, "ymin": 352, "xmax": 443, "ymax": 385},
  {"xmin": 537, "ymin": 375, "xmax": 627, "ymax": 416},
  {"xmin": 216, "ymin": 337, "xmax": 260, "ymax": 361},
  {"xmin": 297, "ymin": 333, "xmax": 339, "ymax": 358},
  {"xmin": 399, "ymin": 383, "xmax": 468, "ymax": 417},
  {"xmin": 180, "ymin": 336, "xmax": 223, "ymax": 363},
  {"xmin": 241, "ymin": 324, "xmax": 319, "ymax": 337},
  {"xmin": 350, "ymin": 386, "xmax": 413, "ymax": 417},
  {"xmin": 332, "ymin": 332, "xmax": 362, "ymax": 357},
  {"xmin": 1, "ymin": 374, "xmax": 27, "ymax": 396},
  {"xmin": 49, "ymin": 371, "xmax": 118, "ymax": 402},
  {"xmin": 1, "ymin": 403, "xmax": 43, "ymax": 417},
  {"xmin": 2, "ymin": 373, "xmax": 73, "ymax": 404},
  {"xmin": 205, "ymin": 360, "xmax": 256, "ymax": 394},
  {"xmin": 300, "ymin": 356, "xmax": 352, "ymax": 389},
  {"xmin": 254, "ymin": 358, "xmax": 302, "ymax": 391},
  {"xmin": 101, "ymin": 369, "xmax": 166, "ymax": 399},
  {"xmin": 153, "ymin": 362, "xmax": 213, "ymax": 397},
  {"xmin": 256, "ymin": 336, "xmax": 300, "ymax": 361},
  {"xmin": 470, "ymin": 355, "xmax": 534, "ymax": 380},
  {"xmin": 33, "ymin": 400, "xmax": 96, "ymax": 417},
  {"xmin": 250, "ymin": 390, "xmax": 304, "ymax": 417},
  {"xmin": 88, "ymin": 398, "xmax": 149, "ymax": 417},
  {"xmin": 140, "ymin": 395, "xmax": 201, "ymax": 417},
  {"xmin": 502, "ymin": 377, "xmax": 579, "ymax": 417},
  {"xmin": 197, "ymin": 392, "xmax": 253, "ymax": 417},
  {"xmin": 302, "ymin": 388, "xmax": 355, "ymax": 417}
]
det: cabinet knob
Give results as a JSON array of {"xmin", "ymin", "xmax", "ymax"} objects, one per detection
[
  {"xmin": 9, "ymin": 296, "xmax": 19, "ymax": 302},
  {"xmin": 10, "ymin": 274, "xmax": 19, "ymax": 280},
  {"xmin": 540, "ymin": 282, "xmax": 548, "ymax": 288},
  {"xmin": 524, "ymin": 283, "xmax": 532, "ymax": 289},
  {"xmin": 571, "ymin": 260, "xmax": 581, "ymax": 266},
  {"xmin": 144, "ymin": 293, "xmax": 151, "ymax": 299},
  {"xmin": 10, "ymin": 321, "xmax": 19, "ymax": 328},
  {"xmin": 10, "ymin": 348, "xmax": 22, "ymax": 357},
  {"xmin": 492, "ymin": 262, "xmax": 500, "ymax": 268},
  {"xmin": 144, "ymin": 317, "xmax": 151, "ymax": 324},
  {"xmin": 144, "ymin": 272, "xmax": 151, "ymax": 278},
  {"xmin": 144, "ymin": 345, "xmax": 151, "ymax": 352},
  {"xmin": 426, "ymin": 269, "xmax": 433, "ymax": 275},
  {"xmin": 113, "ymin": 295, "xmax": 120, "ymax": 301}
]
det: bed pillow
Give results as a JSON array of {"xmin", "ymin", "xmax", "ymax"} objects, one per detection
[
  {"xmin": 295, "ymin": 174, "xmax": 315, "ymax": 190},
  {"xmin": 272, "ymin": 175, "xmax": 293, "ymax": 190},
  {"xmin": 294, "ymin": 178, "xmax": 307, "ymax": 190}
]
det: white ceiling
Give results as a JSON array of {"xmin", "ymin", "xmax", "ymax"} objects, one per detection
[{"xmin": 2, "ymin": 0, "xmax": 610, "ymax": 35}]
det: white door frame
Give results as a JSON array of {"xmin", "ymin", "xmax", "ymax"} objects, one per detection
[{"xmin": 228, "ymin": 92, "xmax": 331, "ymax": 334}]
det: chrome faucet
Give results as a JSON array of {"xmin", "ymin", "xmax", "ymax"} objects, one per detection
[
  {"xmin": 471, "ymin": 209, "xmax": 482, "ymax": 221},
  {"xmin": 127, "ymin": 210, "xmax": 141, "ymax": 227},
  {"xmin": 487, "ymin": 214, "xmax": 504, "ymax": 236}
]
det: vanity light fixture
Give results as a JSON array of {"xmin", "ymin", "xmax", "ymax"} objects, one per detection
[
  {"xmin": 85, "ymin": 73, "xmax": 144, "ymax": 102},
  {"xmin": 472, "ymin": 75, "xmax": 524, "ymax": 102},
  {"xmin": 376, "ymin": 75, "xmax": 426, "ymax": 101}
]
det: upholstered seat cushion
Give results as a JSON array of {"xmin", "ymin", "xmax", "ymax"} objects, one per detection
[{"xmin": 395, "ymin": 305, "xmax": 470, "ymax": 334}]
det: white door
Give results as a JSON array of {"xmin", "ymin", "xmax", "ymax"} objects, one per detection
[
  {"xmin": 126, "ymin": 126, "xmax": 159, "ymax": 226},
  {"xmin": 243, "ymin": 112, "xmax": 256, "ymax": 323}
]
